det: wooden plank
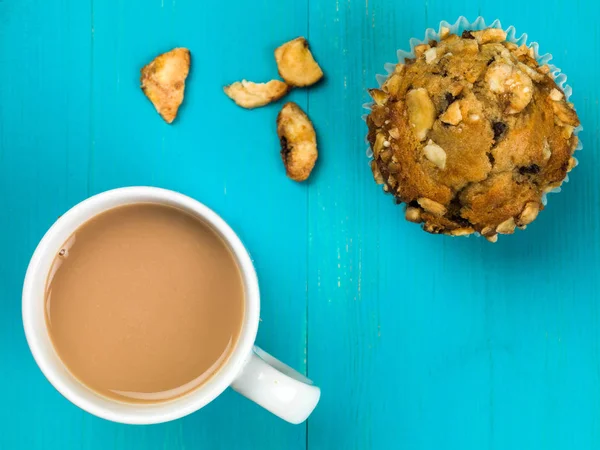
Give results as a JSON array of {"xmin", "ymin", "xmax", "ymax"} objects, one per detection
[
  {"xmin": 307, "ymin": 0, "xmax": 600, "ymax": 449},
  {"xmin": 2, "ymin": 0, "xmax": 600, "ymax": 447},
  {"xmin": 0, "ymin": 0, "xmax": 309, "ymax": 448},
  {"xmin": 0, "ymin": 0, "xmax": 92, "ymax": 447}
]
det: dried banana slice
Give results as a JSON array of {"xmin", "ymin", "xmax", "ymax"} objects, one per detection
[
  {"xmin": 274, "ymin": 37, "xmax": 323, "ymax": 87},
  {"xmin": 224, "ymin": 79, "xmax": 289, "ymax": 109},
  {"xmin": 141, "ymin": 48, "xmax": 191, "ymax": 123},
  {"xmin": 276, "ymin": 102, "xmax": 318, "ymax": 181}
]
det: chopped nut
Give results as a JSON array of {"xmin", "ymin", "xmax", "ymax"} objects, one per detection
[
  {"xmin": 387, "ymin": 161, "xmax": 400, "ymax": 173},
  {"xmin": 482, "ymin": 43, "xmax": 511, "ymax": 60},
  {"xmin": 486, "ymin": 62, "xmax": 533, "ymax": 114},
  {"xmin": 277, "ymin": 102, "xmax": 318, "ymax": 182},
  {"xmin": 423, "ymin": 222, "xmax": 446, "ymax": 234},
  {"xmin": 423, "ymin": 140, "xmax": 447, "ymax": 169},
  {"xmin": 369, "ymin": 106, "xmax": 387, "ymax": 128},
  {"xmin": 504, "ymin": 41, "xmax": 518, "ymax": 51},
  {"xmin": 542, "ymin": 139, "xmax": 552, "ymax": 161},
  {"xmin": 383, "ymin": 74, "xmax": 402, "ymax": 96},
  {"xmin": 567, "ymin": 157, "xmax": 577, "ymax": 172},
  {"xmin": 549, "ymin": 88, "xmax": 564, "ymax": 101},
  {"xmin": 405, "ymin": 206, "xmax": 423, "ymax": 223},
  {"xmin": 141, "ymin": 48, "xmax": 191, "ymax": 123},
  {"xmin": 537, "ymin": 64, "xmax": 551, "ymax": 75},
  {"xmin": 393, "ymin": 63, "xmax": 405, "ymax": 74},
  {"xmin": 496, "ymin": 217, "xmax": 516, "ymax": 234},
  {"xmin": 481, "ymin": 226, "xmax": 495, "ymax": 237},
  {"xmin": 379, "ymin": 148, "xmax": 392, "ymax": 163},
  {"xmin": 406, "ymin": 88, "xmax": 436, "ymax": 141},
  {"xmin": 370, "ymin": 160, "xmax": 384, "ymax": 184},
  {"xmin": 543, "ymin": 183, "xmax": 562, "ymax": 194},
  {"xmin": 369, "ymin": 88, "xmax": 389, "ymax": 106},
  {"xmin": 440, "ymin": 26, "xmax": 450, "ymax": 39},
  {"xmin": 224, "ymin": 79, "xmax": 289, "ymax": 109},
  {"xmin": 447, "ymin": 37, "xmax": 479, "ymax": 55},
  {"xmin": 552, "ymin": 100, "xmax": 580, "ymax": 126},
  {"xmin": 511, "ymin": 44, "xmax": 530, "ymax": 58},
  {"xmin": 388, "ymin": 127, "xmax": 400, "ymax": 140},
  {"xmin": 443, "ymin": 33, "xmax": 460, "ymax": 42},
  {"xmin": 486, "ymin": 62, "xmax": 511, "ymax": 92},
  {"xmin": 440, "ymin": 101, "xmax": 463, "ymax": 125},
  {"xmin": 506, "ymin": 78, "xmax": 534, "ymax": 114},
  {"xmin": 517, "ymin": 62, "xmax": 544, "ymax": 83},
  {"xmin": 486, "ymin": 234, "xmax": 498, "ymax": 243},
  {"xmin": 447, "ymin": 82, "xmax": 464, "ymax": 97},
  {"xmin": 449, "ymin": 227, "xmax": 475, "ymax": 236},
  {"xmin": 414, "ymin": 44, "xmax": 431, "ymax": 58},
  {"xmin": 372, "ymin": 132, "xmax": 385, "ymax": 158},
  {"xmin": 417, "ymin": 198, "xmax": 447, "ymax": 216},
  {"xmin": 424, "ymin": 47, "xmax": 438, "ymax": 64},
  {"xmin": 472, "ymin": 28, "xmax": 507, "ymax": 44},
  {"xmin": 518, "ymin": 202, "xmax": 539, "ymax": 226},
  {"xmin": 562, "ymin": 125, "xmax": 574, "ymax": 139},
  {"xmin": 274, "ymin": 37, "xmax": 323, "ymax": 87}
]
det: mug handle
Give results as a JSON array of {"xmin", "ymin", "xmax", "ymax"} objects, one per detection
[{"xmin": 230, "ymin": 346, "xmax": 320, "ymax": 424}]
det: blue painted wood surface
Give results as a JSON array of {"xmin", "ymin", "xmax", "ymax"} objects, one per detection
[{"xmin": 1, "ymin": 0, "xmax": 600, "ymax": 448}]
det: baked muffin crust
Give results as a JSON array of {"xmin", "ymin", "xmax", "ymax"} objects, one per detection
[{"xmin": 367, "ymin": 28, "xmax": 580, "ymax": 241}]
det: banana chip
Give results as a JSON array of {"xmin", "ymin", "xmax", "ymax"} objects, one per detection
[
  {"xmin": 224, "ymin": 79, "xmax": 289, "ymax": 109},
  {"xmin": 141, "ymin": 48, "xmax": 190, "ymax": 123},
  {"xmin": 274, "ymin": 37, "xmax": 323, "ymax": 87},
  {"xmin": 277, "ymin": 102, "xmax": 318, "ymax": 182}
]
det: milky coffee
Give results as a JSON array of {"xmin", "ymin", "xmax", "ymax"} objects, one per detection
[{"xmin": 45, "ymin": 203, "xmax": 245, "ymax": 403}]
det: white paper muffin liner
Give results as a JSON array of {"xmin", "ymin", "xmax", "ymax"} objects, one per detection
[{"xmin": 363, "ymin": 16, "xmax": 583, "ymax": 235}]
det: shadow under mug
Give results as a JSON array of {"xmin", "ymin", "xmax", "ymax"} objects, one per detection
[{"xmin": 22, "ymin": 186, "xmax": 320, "ymax": 425}]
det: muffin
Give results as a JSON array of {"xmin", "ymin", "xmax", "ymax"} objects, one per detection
[{"xmin": 366, "ymin": 27, "xmax": 580, "ymax": 241}]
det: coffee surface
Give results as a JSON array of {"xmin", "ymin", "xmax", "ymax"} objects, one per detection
[{"xmin": 45, "ymin": 203, "xmax": 245, "ymax": 403}]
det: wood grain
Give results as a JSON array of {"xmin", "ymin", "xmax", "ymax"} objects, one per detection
[
  {"xmin": 307, "ymin": 1, "xmax": 600, "ymax": 449},
  {"xmin": 1, "ymin": 0, "xmax": 600, "ymax": 448}
]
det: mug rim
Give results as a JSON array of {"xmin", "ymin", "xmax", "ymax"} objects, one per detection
[{"xmin": 22, "ymin": 186, "xmax": 260, "ymax": 424}]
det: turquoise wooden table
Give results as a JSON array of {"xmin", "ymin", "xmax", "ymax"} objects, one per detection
[{"xmin": 1, "ymin": 0, "xmax": 600, "ymax": 448}]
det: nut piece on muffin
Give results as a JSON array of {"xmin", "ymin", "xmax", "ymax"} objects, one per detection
[{"xmin": 366, "ymin": 28, "xmax": 580, "ymax": 241}]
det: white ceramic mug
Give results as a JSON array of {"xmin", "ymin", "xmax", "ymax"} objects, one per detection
[{"xmin": 22, "ymin": 186, "xmax": 320, "ymax": 425}]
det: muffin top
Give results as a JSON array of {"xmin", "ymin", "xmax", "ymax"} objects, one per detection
[{"xmin": 366, "ymin": 28, "xmax": 580, "ymax": 241}]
